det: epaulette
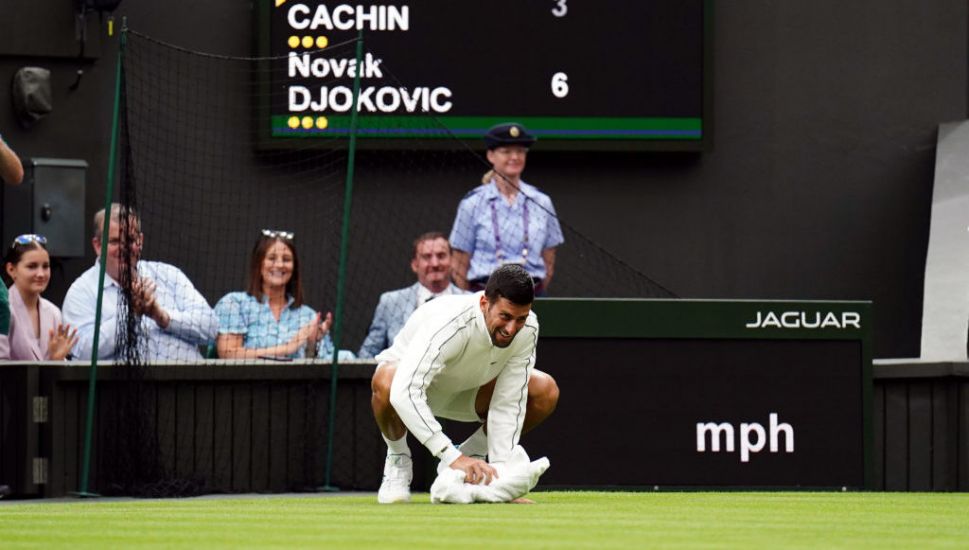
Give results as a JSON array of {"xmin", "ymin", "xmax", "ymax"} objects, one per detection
[{"xmin": 462, "ymin": 186, "xmax": 488, "ymax": 200}]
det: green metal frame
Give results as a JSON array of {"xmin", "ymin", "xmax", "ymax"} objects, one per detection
[
  {"xmin": 77, "ymin": 20, "xmax": 127, "ymax": 498},
  {"xmin": 322, "ymin": 30, "xmax": 365, "ymax": 491}
]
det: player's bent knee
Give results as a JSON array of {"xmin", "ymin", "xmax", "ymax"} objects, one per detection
[
  {"xmin": 544, "ymin": 375, "xmax": 560, "ymax": 412},
  {"xmin": 371, "ymin": 363, "xmax": 396, "ymax": 399},
  {"xmin": 529, "ymin": 372, "xmax": 560, "ymax": 416}
]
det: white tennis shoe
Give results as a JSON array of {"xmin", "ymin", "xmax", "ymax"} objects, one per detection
[{"xmin": 378, "ymin": 454, "xmax": 413, "ymax": 504}]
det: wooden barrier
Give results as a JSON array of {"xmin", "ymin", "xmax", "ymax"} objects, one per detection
[
  {"xmin": 2, "ymin": 360, "xmax": 968, "ymax": 497},
  {"xmin": 0, "ymin": 300, "xmax": 963, "ymax": 496}
]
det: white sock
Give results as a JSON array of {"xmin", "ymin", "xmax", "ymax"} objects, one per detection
[
  {"xmin": 458, "ymin": 425, "xmax": 488, "ymax": 458},
  {"xmin": 383, "ymin": 433, "xmax": 411, "ymax": 457}
]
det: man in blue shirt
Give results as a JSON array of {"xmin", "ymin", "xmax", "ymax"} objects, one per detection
[
  {"xmin": 358, "ymin": 232, "xmax": 464, "ymax": 358},
  {"xmin": 62, "ymin": 204, "xmax": 218, "ymax": 361}
]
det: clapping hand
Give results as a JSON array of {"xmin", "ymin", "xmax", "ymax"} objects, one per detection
[
  {"xmin": 318, "ymin": 311, "xmax": 333, "ymax": 337},
  {"xmin": 130, "ymin": 276, "xmax": 153, "ymax": 315},
  {"xmin": 292, "ymin": 311, "xmax": 333, "ymax": 357},
  {"xmin": 47, "ymin": 323, "xmax": 78, "ymax": 360},
  {"xmin": 131, "ymin": 276, "xmax": 170, "ymax": 328}
]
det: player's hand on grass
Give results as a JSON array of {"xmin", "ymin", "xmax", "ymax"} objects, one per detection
[{"xmin": 450, "ymin": 455, "xmax": 498, "ymax": 485}]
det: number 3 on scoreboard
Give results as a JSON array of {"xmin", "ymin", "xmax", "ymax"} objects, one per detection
[{"xmin": 551, "ymin": 0, "xmax": 567, "ymax": 17}]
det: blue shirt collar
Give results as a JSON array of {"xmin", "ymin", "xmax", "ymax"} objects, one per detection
[
  {"xmin": 486, "ymin": 178, "xmax": 530, "ymax": 206},
  {"xmin": 259, "ymin": 293, "xmax": 296, "ymax": 309},
  {"xmin": 94, "ymin": 258, "xmax": 140, "ymax": 289}
]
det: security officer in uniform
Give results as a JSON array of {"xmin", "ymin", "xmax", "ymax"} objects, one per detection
[{"xmin": 449, "ymin": 123, "xmax": 564, "ymax": 295}]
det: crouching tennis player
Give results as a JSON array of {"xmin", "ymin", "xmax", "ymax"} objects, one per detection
[{"xmin": 370, "ymin": 264, "xmax": 559, "ymax": 503}]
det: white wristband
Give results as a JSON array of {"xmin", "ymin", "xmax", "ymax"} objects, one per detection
[{"xmin": 438, "ymin": 446, "xmax": 462, "ymax": 467}]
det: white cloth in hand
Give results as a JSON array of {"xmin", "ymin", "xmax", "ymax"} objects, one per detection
[{"xmin": 430, "ymin": 445, "xmax": 550, "ymax": 504}]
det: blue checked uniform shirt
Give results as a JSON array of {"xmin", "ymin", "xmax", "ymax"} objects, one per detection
[{"xmin": 449, "ymin": 180, "xmax": 564, "ymax": 282}]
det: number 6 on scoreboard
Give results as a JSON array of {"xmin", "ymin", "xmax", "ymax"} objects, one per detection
[{"xmin": 551, "ymin": 72, "xmax": 569, "ymax": 98}]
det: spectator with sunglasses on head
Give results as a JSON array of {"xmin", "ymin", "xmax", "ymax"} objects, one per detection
[
  {"xmin": 214, "ymin": 230, "xmax": 349, "ymax": 360},
  {"xmin": 3, "ymin": 234, "xmax": 77, "ymax": 360},
  {"xmin": 62, "ymin": 203, "xmax": 218, "ymax": 361},
  {"xmin": 0, "ymin": 131, "xmax": 24, "ymax": 359}
]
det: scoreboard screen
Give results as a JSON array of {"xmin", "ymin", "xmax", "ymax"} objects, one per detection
[{"xmin": 259, "ymin": 1, "xmax": 711, "ymax": 150}]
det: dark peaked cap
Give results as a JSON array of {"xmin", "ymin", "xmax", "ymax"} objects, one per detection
[{"xmin": 483, "ymin": 123, "xmax": 537, "ymax": 149}]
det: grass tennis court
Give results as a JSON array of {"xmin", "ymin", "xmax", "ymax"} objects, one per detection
[{"xmin": 3, "ymin": 491, "xmax": 969, "ymax": 548}]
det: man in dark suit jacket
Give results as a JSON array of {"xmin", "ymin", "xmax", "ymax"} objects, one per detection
[{"xmin": 358, "ymin": 232, "xmax": 465, "ymax": 359}]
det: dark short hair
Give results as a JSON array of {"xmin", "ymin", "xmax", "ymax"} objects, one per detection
[
  {"xmin": 3, "ymin": 239, "xmax": 48, "ymax": 286},
  {"xmin": 246, "ymin": 235, "xmax": 303, "ymax": 308},
  {"xmin": 412, "ymin": 231, "xmax": 450, "ymax": 258},
  {"xmin": 484, "ymin": 264, "xmax": 534, "ymax": 306}
]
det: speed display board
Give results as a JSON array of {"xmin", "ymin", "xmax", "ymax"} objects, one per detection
[
  {"xmin": 259, "ymin": 1, "xmax": 710, "ymax": 150},
  {"xmin": 531, "ymin": 299, "xmax": 873, "ymax": 489}
]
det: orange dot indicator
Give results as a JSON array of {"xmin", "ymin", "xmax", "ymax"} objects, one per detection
[
  {"xmin": 316, "ymin": 36, "xmax": 329, "ymax": 49},
  {"xmin": 287, "ymin": 116, "xmax": 300, "ymax": 129},
  {"xmin": 301, "ymin": 36, "xmax": 314, "ymax": 49},
  {"xmin": 301, "ymin": 116, "xmax": 314, "ymax": 129},
  {"xmin": 288, "ymin": 36, "xmax": 300, "ymax": 49},
  {"xmin": 316, "ymin": 117, "xmax": 329, "ymax": 129}
]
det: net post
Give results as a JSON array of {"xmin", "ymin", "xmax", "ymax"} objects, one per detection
[
  {"xmin": 322, "ymin": 29, "xmax": 365, "ymax": 492},
  {"xmin": 76, "ymin": 18, "xmax": 127, "ymax": 498}
]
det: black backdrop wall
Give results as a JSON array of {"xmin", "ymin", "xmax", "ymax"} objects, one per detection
[{"xmin": 0, "ymin": 1, "xmax": 966, "ymax": 358}]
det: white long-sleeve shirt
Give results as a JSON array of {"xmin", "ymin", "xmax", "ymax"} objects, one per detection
[
  {"xmin": 378, "ymin": 292, "xmax": 538, "ymax": 464},
  {"xmin": 62, "ymin": 260, "xmax": 218, "ymax": 361}
]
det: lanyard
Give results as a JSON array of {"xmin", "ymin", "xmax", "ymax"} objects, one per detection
[{"xmin": 489, "ymin": 194, "xmax": 529, "ymax": 264}]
